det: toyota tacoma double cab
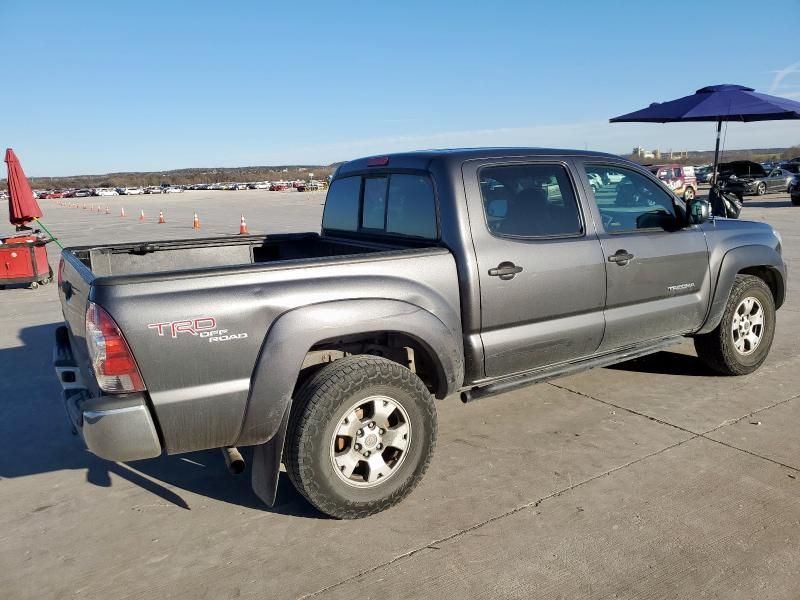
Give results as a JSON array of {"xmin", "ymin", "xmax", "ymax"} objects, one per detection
[{"xmin": 54, "ymin": 148, "xmax": 787, "ymax": 518}]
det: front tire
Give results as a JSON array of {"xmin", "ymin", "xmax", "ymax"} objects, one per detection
[
  {"xmin": 756, "ymin": 182, "xmax": 767, "ymax": 196},
  {"xmin": 693, "ymin": 275, "xmax": 775, "ymax": 375},
  {"xmin": 285, "ymin": 356, "xmax": 437, "ymax": 519},
  {"xmin": 684, "ymin": 187, "xmax": 695, "ymax": 201}
]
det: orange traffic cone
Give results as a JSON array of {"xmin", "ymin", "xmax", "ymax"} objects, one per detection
[
  {"xmin": 192, "ymin": 212, "xmax": 200, "ymax": 229},
  {"xmin": 239, "ymin": 214, "xmax": 249, "ymax": 235},
  {"xmin": 158, "ymin": 210, "xmax": 166, "ymax": 224},
  {"xmin": 139, "ymin": 209, "xmax": 145, "ymax": 222},
  {"xmin": 106, "ymin": 206, "xmax": 110, "ymax": 214},
  {"xmin": 120, "ymin": 207, "xmax": 126, "ymax": 218},
  {"xmin": 83, "ymin": 203, "xmax": 87, "ymax": 209}
]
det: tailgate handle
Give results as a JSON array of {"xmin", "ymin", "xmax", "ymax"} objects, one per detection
[{"xmin": 488, "ymin": 262, "xmax": 523, "ymax": 280}]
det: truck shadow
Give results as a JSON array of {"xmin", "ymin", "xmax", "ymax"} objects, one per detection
[
  {"xmin": 0, "ymin": 323, "xmax": 323, "ymax": 519},
  {"xmin": 607, "ymin": 350, "xmax": 708, "ymax": 377}
]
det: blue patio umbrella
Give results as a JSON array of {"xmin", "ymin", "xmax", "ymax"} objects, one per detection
[{"xmin": 610, "ymin": 84, "xmax": 800, "ymax": 185}]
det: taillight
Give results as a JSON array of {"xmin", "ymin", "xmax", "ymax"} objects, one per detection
[{"xmin": 85, "ymin": 302, "xmax": 145, "ymax": 393}]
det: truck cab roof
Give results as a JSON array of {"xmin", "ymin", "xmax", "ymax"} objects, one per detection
[{"xmin": 336, "ymin": 147, "xmax": 629, "ymax": 177}]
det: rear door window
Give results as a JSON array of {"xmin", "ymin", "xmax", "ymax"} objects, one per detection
[{"xmin": 478, "ymin": 163, "xmax": 583, "ymax": 237}]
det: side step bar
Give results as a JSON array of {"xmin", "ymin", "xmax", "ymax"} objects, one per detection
[{"xmin": 461, "ymin": 337, "xmax": 681, "ymax": 403}]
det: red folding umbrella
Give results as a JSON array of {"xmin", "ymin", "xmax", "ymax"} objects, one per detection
[
  {"xmin": 4, "ymin": 148, "xmax": 61, "ymax": 247},
  {"xmin": 5, "ymin": 148, "xmax": 42, "ymax": 226}
]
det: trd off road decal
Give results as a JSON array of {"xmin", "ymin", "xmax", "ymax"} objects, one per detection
[{"xmin": 147, "ymin": 317, "xmax": 248, "ymax": 343}]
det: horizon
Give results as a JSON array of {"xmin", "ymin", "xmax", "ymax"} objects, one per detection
[
  {"xmin": 2, "ymin": 0, "xmax": 799, "ymax": 177},
  {"xmin": 2, "ymin": 143, "xmax": 798, "ymax": 184}
]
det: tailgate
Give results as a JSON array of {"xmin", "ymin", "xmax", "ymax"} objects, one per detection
[{"xmin": 58, "ymin": 251, "xmax": 96, "ymax": 374}]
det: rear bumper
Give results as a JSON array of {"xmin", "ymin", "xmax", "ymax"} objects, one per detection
[{"xmin": 53, "ymin": 325, "xmax": 162, "ymax": 462}]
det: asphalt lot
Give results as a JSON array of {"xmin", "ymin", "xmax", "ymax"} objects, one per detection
[{"xmin": 1, "ymin": 188, "xmax": 799, "ymax": 599}]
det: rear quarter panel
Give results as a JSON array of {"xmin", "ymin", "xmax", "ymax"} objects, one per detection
[{"xmin": 92, "ymin": 249, "xmax": 461, "ymax": 453}]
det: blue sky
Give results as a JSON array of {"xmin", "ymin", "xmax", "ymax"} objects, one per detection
[{"xmin": 2, "ymin": 0, "xmax": 800, "ymax": 176}]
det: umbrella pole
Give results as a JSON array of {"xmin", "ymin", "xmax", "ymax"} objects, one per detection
[
  {"xmin": 33, "ymin": 218, "xmax": 64, "ymax": 250},
  {"xmin": 712, "ymin": 119, "xmax": 722, "ymax": 186}
]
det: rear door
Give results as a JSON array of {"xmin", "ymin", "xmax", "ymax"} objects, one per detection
[
  {"xmin": 575, "ymin": 160, "xmax": 711, "ymax": 351},
  {"xmin": 463, "ymin": 158, "xmax": 607, "ymax": 378}
]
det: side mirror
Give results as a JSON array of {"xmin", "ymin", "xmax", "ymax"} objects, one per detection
[{"xmin": 687, "ymin": 199, "xmax": 711, "ymax": 225}]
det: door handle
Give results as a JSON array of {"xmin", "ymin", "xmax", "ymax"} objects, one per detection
[
  {"xmin": 488, "ymin": 261, "xmax": 523, "ymax": 280},
  {"xmin": 608, "ymin": 250, "xmax": 634, "ymax": 265}
]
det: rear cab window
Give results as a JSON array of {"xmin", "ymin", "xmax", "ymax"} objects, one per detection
[{"xmin": 322, "ymin": 173, "xmax": 438, "ymax": 240}]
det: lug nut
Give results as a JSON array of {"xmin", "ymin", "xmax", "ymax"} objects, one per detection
[
  {"xmin": 376, "ymin": 443, "xmax": 383, "ymax": 450},
  {"xmin": 354, "ymin": 443, "xmax": 361, "ymax": 450},
  {"xmin": 357, "ymin": 429, "xmax": 364, "ymax": 437},
  {"xmin": 379, "ymin": 428, "xmax": 385, "ymax": 435},
  {"xmin": 368, "ymin": 422, "xmax": 376, "ymax": 429},
  {"xmin": 364, "ymin": 451, "xmax": 371, "ymax": 457}
]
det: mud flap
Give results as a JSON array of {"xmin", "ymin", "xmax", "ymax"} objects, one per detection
[{"xmin": 251, "ymin": 402, "xmax": 291, "ymax": 506}]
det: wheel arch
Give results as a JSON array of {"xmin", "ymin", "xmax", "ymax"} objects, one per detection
[
  {"xmin": 236, "ymin": 298, "xmax": 463, "ymax": 449},
  {"xmin": 697, "ymin": 245, "xmax": 786, "ymax": 334}
]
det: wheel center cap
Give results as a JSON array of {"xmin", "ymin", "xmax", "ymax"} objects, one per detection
[{"xmin": 364, "ymin": 433, "xmax": 378, "ymax": 449}]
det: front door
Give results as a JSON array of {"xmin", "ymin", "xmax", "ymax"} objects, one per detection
[
  {"xmin": 577, "ymin": 161, "xmax": 711, "ymax": 351},
  {"xmin": 463, "ymin": 159, "xmax": 607, "ymax": 379}
]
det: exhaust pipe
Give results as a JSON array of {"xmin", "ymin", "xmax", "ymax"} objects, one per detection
[{"xmin": 222, "ymin": 446, "xmax": 245, "ymax": 475}]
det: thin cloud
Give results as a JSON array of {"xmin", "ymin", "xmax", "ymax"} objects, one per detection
[{"xmin": 769, "ymin": 61, "xmax": 800, "ymax": 93}]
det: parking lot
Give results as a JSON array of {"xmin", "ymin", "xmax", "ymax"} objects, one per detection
[{"xmin": 1, "ymin": 188, "xmax": 799, "ymax": 599}]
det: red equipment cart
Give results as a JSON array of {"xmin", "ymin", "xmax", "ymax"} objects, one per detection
[{"xmin": 0, "ymin": 232, "xmax": 53, "ymax": 289}]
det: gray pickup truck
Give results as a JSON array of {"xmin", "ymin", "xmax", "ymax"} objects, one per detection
[{"xmin": 55, "ymin": 148, "xmax": 787, "ymax": 518}]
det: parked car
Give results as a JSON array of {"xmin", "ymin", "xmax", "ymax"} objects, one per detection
[
  {"xmin": 695, "ymin": 166, "xmax": 716, "ymax": 184},
  {"xmin": 780, "ymin": 162, "xmax": 800, "ymax": 175},
  {"xmin": 720, "ymin": 161, "xmax": 793, "ymax": 195},
  {"xmin": 143, "ymin": 186, "xmax": 162, "ymax": 194},
  {"xmin": 123, "ymin": 187, "xmax": 145, "ymax": 195},
  {"xmin": 94, "ymin": 188, "xmax": 119, "ymax": 197},
  {"xmin": 46, "ymin": 191, "xmax": 65, "ymax": 199},
  {"xmin": 586, "ymin": 172, "xmax": 603, "ymax": 193},
  {"xmin": 234, "ymin": 183, "xmax": 248, "ymax": 190},
  {"xmin": 305, "ymin": 180, "xmax": 325, "ymax": 191},
  {"xmin": 72, "ymin": 189, "xmax": 92, "ymax": 198},
  {"xmin": 269, "ymin": 183, "xmax": 288, "ymax": 191},
  {"xmin": 648, "ymin": 164, "xmax": 698, "ymax": 201},
  {"xmin": 790, "ymin": 175, "xmax": 800, "ymax": 206},
  {"xmin": 55, "ymin": 148, "xmax": 786, "ymax": 519},
  {"xmin": 163, "ymin": 186, "xmax": 184, "ymax": 194},
  {"xmin": 254, "ymin": 181, "xmax": 270, "ymax": 189}
]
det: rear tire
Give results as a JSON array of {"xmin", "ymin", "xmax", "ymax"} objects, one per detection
[
  {"xmin": 285, "ymin": 355, "xmax": 437, "ymax": 519},
  {"xmin": 693, "ymin": 275, "xmax": 775, "ymax": 375}
]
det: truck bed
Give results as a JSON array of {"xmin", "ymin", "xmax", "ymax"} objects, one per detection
[{"xmin": 70, "ymin": 232, "xmax": 412, "ymax": 278}]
